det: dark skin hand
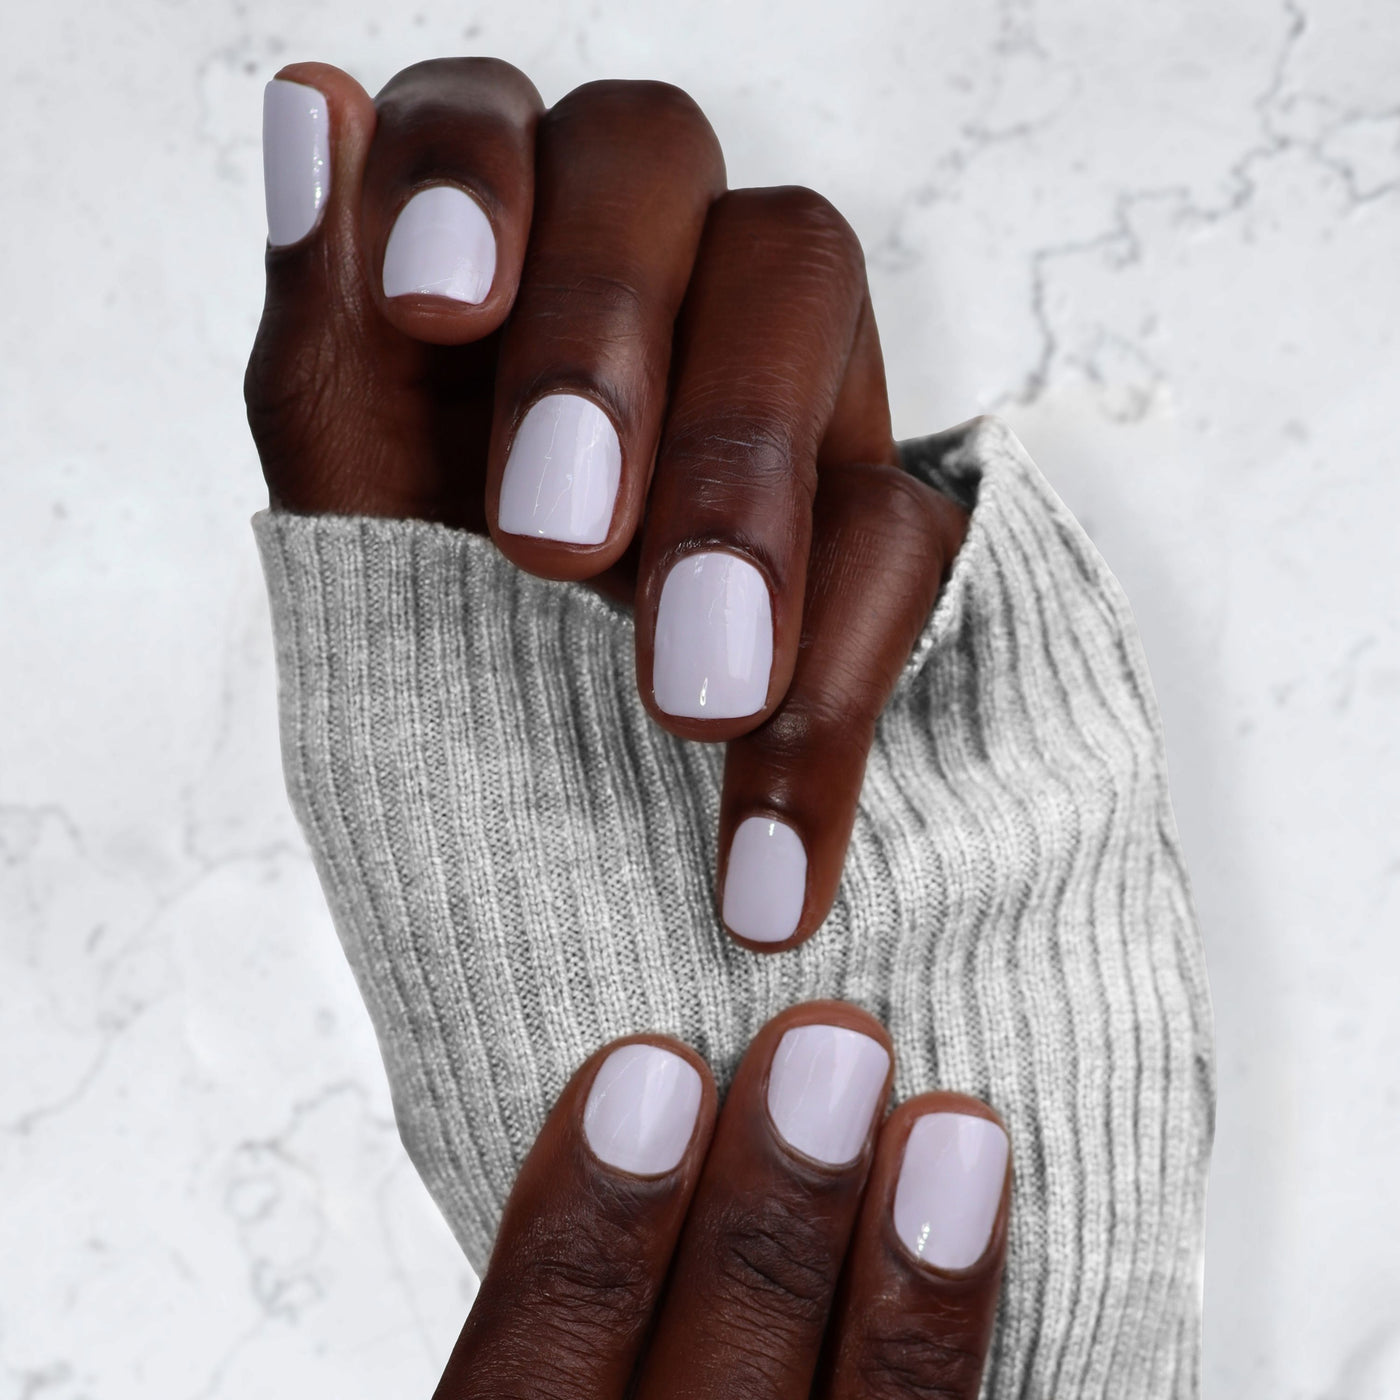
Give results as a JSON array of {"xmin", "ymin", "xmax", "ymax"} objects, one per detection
[
  {"xmin": 435, "ymin": 1001, "xmax": 1011, "ymax": 1400},
  {"xmin": 246, "ymin": 58, "xmax": 970, "ymax": 951}
]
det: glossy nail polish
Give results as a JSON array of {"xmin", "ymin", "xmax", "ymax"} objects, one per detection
[
  {"xmin": 382, "ymin": 184, "xmax": 496, "ymax": 304},
  {"xmin": 893, "ymin": 1113, "xmax": 1009, "ymax": 1270},
  {"xmin": 653, "ymin": 552, "xmax": 773, "ymax": 719},
  {"xmin": 583, "ymin": 1043, "xmax": 702, "ymax": 1176},
  {"xmin": 767, "ymin": 1024, "xmax": 889, "ymax": 1165},
  {"xmin": 498, "ymin": 395, "xmax": 622, "ymax": 545},
  {"xmin": 723, "ymin": 816, "xmax": 807, "ymax": 943},
  {"xmin": 262, "ymin": 79, "xmax": 329, "ymax": 247}
]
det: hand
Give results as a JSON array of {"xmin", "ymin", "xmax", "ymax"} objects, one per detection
[
  {"xmin": 434, "ymin": 1001, "xmax": 1010, "ymax": 1400},
  {"xmin": 246, "ymin": 59, "xmax": 968, "ymax": 950}
]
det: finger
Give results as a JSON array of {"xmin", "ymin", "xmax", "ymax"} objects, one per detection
[
  {"xmin": 363, "ymin": 58, "xmax": 543, "ymax": 345},
  {"xmin": 633, "ymin": 1002, "xmax": 893, "ymax": 1400},
  {"xmin": 634, "ymin": 186, "xmax": 884, "ymax": 741},
  {"xmin": 819, "ymin": 1093, "xmax": 1011, "ymax": 1400},
  {"xmin": 249, "ymin": 62, "xmax": 388, "ymax": 511},
  {"xmin": 486, "ymin": 80, "xmax": 725, "ymax": 580},
  {"xmin": 434, "ymin": 1035, "xmax": 717, "ymax": 1400},
  {"xmin": 247, "ymin": 62, "xmax": 499, "ymax": 526},
  {"xmin": 716, "ymin": 461, "xmax": 969, "ymax": 949}
]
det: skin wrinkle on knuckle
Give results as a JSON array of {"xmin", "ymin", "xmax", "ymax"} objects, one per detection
[
  {"xmin": 247, "ymin": 341, "xmax": 380, "ymax": 489},
  {"xmin": 467, "ymin": 1344, "xmax": 620, "ymax": 1400},
  {"xmin": 503, "ymin": 1203, "xmax": 659, "ymax": 1335},
  {"xmin": 706, "ymin": 1196, "xmax": 839, "ymax": 1324},
  {"xmin": 664, "ymin": 350, "xmax": 843, "ymax": 465},
  {"xmin": 522, "ymin": 262, "xmax": 652, "ymax": 315},
  {"xmin": 726, "ymin": 184, "xmax": 862, "ymax": 274},
  {"xmin": 749, "ymin": 697, "xmax": 877, "ymax": 771},
  {"xmin": 660, "ymin": 414, "xmax": 820, "ymax": 517},
  {"xmin": 854, "ymin": 1319, "xmax": 986, "ymax": 1400}
]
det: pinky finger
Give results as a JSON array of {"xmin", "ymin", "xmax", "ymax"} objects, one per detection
[{"xmin": 715, "ymin": 460, "xmax": 968, "ymax": 950}]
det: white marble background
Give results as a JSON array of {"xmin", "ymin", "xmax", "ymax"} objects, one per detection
[{"xmin": 2, "ymin": 0, "xmax": 1397, "ymax": 1395}]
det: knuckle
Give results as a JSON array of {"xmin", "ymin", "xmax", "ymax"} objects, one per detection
[
  {"xmin": 660, "ymin": 404, "xmax": 818, "ymax": 519},
  {"xmin": 725, "ymin": 185, "xmax": 864, "ymax": 279},
  {"xmin": 518, "ymin": 262, "xmax": 651, "ymax": 329},
  {"xmin": 559, "ymin": 77, "xmax": 705, "ymax": 129},
  {"xmin": 244, "ymin": 322, "xmax": 364, "ymax": 471},
  {"xmin": 753, "ymin": 691, "xmax": 876, "ymax": 769},
  {"xmin": 451, "ymin": 1204, "xmax": 659, "ymax": 1400},
  {"xmin": 550, "ymin": 79, "xmax": 724, "ymax": 174},
  {"xmin": 665, "ymin": 410, "xmax": 798, "ymax": 481},
  {"xmin": 861, "ymin": 463, "xmax": 943, "ymax": 532},
  {"xmin": 244, "ymin": 331, "xmax": 331, "ymax": 459},
  {"xmin": 709, "ymin": 1196, "xmax": 839, "ymax": 1324},
  {"xmin": 514, "ymin": 1215, "xmax": 658, "ymax": 1334},
  {"xmin": 827, "ymin": 462, "xmax": 947, "ymax": 552},
  {"xmin": 380, "ymin": 55, "xmax": 538, "ymax": 106},
  {"xmin": 856, "ymin": 1319, "xmax": 986, "ymax": 1400}
]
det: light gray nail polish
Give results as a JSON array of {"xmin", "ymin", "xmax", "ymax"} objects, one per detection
[
  {"xmin": 893, "ymin": 1112, "xmax": 1009, "ymax": 1270},
  {"xmin": 263, "ymin": 79, "xmax": 330, "ymax": 247},
  {"xmin": 767, "ymin": 1024, "xmax": 889, "ymax": 1165},
  {"xmin": 723, "ymin": 816, "xmax": 807, "ymax": 943},
  {"xmin": 583, "ymin": 1043, "xmax": 702, "ymax": 1176},
  {"xmin": 382, "ymin": 184, "xmax": 496, "ymax": 303},
  {"xmin": 653, "ymin": 552, "xmax": 773, "ymax": 719},
  {"xmin": 498, "ymin": 395, "xmax": 622, "ymax": 545}
]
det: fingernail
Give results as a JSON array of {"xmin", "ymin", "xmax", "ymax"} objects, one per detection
[
  {"xmin": 723, "ymin": 816, "xmax": 807, "ymax": 944},
  {"xmin": 583, "ymin": 1043, "xmax": 703, "ymax": 1176},
  {"xmin": 893, "ymin": 1113, "xmax": 1009, "ymax": 1271},
  {"xmin": 767, "ymin": 1024, "xmax": 889, "ymax": 1166},
  {"xmin": 498, "ymin": 395, "xmax": 622, "ymax": 545},
  {"xmin": 262, "ymin": 79, "xmax": 330, "ymax": 247},
  {"xmin": 653, "ymin": 552, "xmax": 773, "ymax": 719},
  {"xmin": 382, "ymin": 185, "xmax": 496, "ymax": 304}
]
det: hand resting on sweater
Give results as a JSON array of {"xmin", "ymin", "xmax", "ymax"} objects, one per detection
[{"xmin": 246, "ymin": 58, "xmax": 968, "ymax": 950}]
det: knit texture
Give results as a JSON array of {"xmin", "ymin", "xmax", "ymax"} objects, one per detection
[{"xmin": 254, "ymin": 415, "xmax": 1214, "ymax": 1398}]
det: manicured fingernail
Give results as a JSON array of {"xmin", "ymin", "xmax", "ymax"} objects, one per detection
[
  {"xmin": 893, "ymin": 1113, "xmax": 1009, "ymax": 1270},
  {"xmin": 653, "ymin": 552, "xmax": 773, "ymax": 719},
  {"xmin": 767, "ymin": 1024, "xmax": 889, "ymax": 1166},
  {"xmin": 262, "ymin": 79, "xmax": 329, "ymax": 247},
  {"xmin": 723, "ymin": 816, "xmax": 807, "ymax": 944},
  {"xmin": 382, "ymin": 185, "xmax": 496, "ymax": 303},
  {"xmin": 583, "ymin": 1043, "xmax": 703, "ymax": 1176},
  {"xmin": 498, "ymin": 395, "xmax": 622, "ymax": 545}
]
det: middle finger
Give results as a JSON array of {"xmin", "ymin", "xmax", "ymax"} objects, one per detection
[{"xmin": 633, "ymin": 1001, "xmax": 893, "ymax": 1400}]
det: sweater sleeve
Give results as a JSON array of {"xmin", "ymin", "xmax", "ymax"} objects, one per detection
[{"xmin": 253, "ymin": 414, "xmax": 1214, "ymax": 1399}]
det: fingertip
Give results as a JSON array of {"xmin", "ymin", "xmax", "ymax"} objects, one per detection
[
  {"xmin": 361, "ymin": 58, "xmax": 540, "ymax": 345},
  {"xmin": 752, "ymin": 1001, "xmax": 894, "ymax": 1172},
  {"xmin": 486, "ymin": 389, "xmax": 637, "ymax": 580},
  {"xmin": 577, "ymin": 1034, "xmax": 717, "ymax": 1180},
  {"xmin": 717, "ymin": 811, "xmax": 815, "ymax": 952},
  {"xmin": 262, "ymin": 61, "xmax": 374, "ymax": 252},
  {"xmin": 636, "ymin": 547, "xmax": 792, "ymax": 744},
  {"xmin": 882, "ymin": 1092, "xmax": 1012, "ymax": 1279}
]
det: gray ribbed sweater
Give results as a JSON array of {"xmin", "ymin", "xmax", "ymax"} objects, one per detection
[{"xmin": 253, "ymin": 415, "xmax": 1214, "ymax": 1398}]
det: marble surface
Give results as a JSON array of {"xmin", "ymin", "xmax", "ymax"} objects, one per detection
[{"xmin": 2, "ymin": 1, "xmax": 1397, "ymax": 1395}]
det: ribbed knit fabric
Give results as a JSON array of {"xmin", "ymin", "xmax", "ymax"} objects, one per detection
[{"xmin": 253, "ymin": 415, "xmax": 1214, "ymax": 1398}]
